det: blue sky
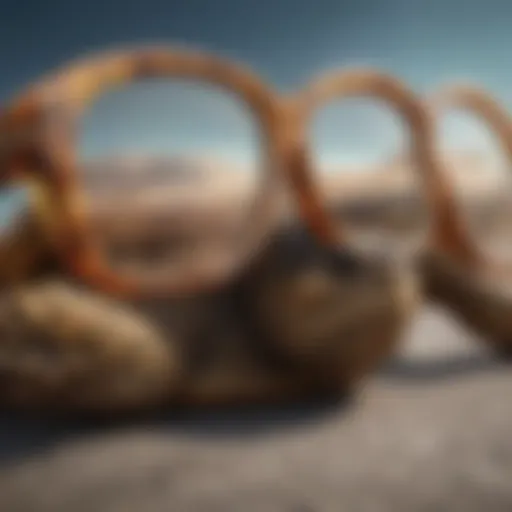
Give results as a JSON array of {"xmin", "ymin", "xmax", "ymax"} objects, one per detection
[{"xmin": 1, "ymin": 0, "xmax": 510, "ymax": 168}]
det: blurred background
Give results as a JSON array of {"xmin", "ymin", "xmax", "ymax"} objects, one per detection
[
  {"xmin": 3, "ymin": 0, "xmax": 512, "ymax": 259},
  {"xmin": 2, "ymin": 1, "xmax": 512, "ymax": 511},
  {"xmin": 2, "ymin": 0, "xmax": 512, "ymax": 251}
]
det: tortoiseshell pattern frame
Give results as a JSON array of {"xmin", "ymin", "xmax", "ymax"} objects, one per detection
[
  {"xmin": 0, "ymin": 44, "xmax": 461, "ymax": 299},
  {"xmin": 427, "ymin": 84, "xmax": 512, "ymax": 268}
]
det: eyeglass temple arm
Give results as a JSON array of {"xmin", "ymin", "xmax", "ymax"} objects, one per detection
[{"xmin": 428, "ymin": 85, "xmax": 512, "ymax": 263}]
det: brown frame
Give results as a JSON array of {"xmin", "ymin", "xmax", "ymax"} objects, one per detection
[
  {"xmin": 0, "ymin": 44, "xmax": 454, "ymax": 299},
  {"xmin": 426, "ymin": 83, "xmax": 512, "ymax": 268}
]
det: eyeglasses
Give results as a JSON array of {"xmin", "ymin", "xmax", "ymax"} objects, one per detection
[{"xmin": 0, "ymin": 45, "xmax": 455, "ymax": 299}]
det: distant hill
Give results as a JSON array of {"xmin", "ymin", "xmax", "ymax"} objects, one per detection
[
  {"xmin": 81, "ymin": 155, "xmax": 209, "ymax": 189},
  {"xmin": 80, "ymin": 150, "xmax": 508, "ymax": 194}
]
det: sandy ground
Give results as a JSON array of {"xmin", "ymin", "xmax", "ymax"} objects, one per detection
[{"xmin": 0, "ymin": 303, "xmax": 511, "ymax": 512}]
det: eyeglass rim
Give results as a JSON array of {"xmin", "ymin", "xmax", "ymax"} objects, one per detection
[
  {"xmin": 0, "ymin": 44, "xmax": 469, "ymax": 298},
  {"xmin": 0, "ymin": 45, "xmax": 288, "ymax": 298}
]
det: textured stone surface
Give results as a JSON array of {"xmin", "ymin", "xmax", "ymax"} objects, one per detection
[{"xmin": 0, "ymin": 304, "xmax": 510, "ymax": 512}]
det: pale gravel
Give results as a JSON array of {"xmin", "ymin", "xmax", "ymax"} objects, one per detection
[{"xmin": 0, "ymin": 304, "xmax": 511, "ymax": 512}]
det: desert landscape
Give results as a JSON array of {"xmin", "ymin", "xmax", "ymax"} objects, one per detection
[
  {"xmin": 1, "ymin": 150, "xmax": 512, "ymax": 511},
  {"xmin": 3, "ymin": 0, "xmax": 512, "ymax": 506},
  {"xmin": 76, "ymin": 151, "xmax": 512, "ymax": 272},
  {"xmin": 80, "ymin": 150, "xmax": 512, "ymax": 226}
]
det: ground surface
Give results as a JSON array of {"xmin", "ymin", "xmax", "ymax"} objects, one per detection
[{"xmin": 0, "ymin": 303, "xmax": 510, "ymax": 512}]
